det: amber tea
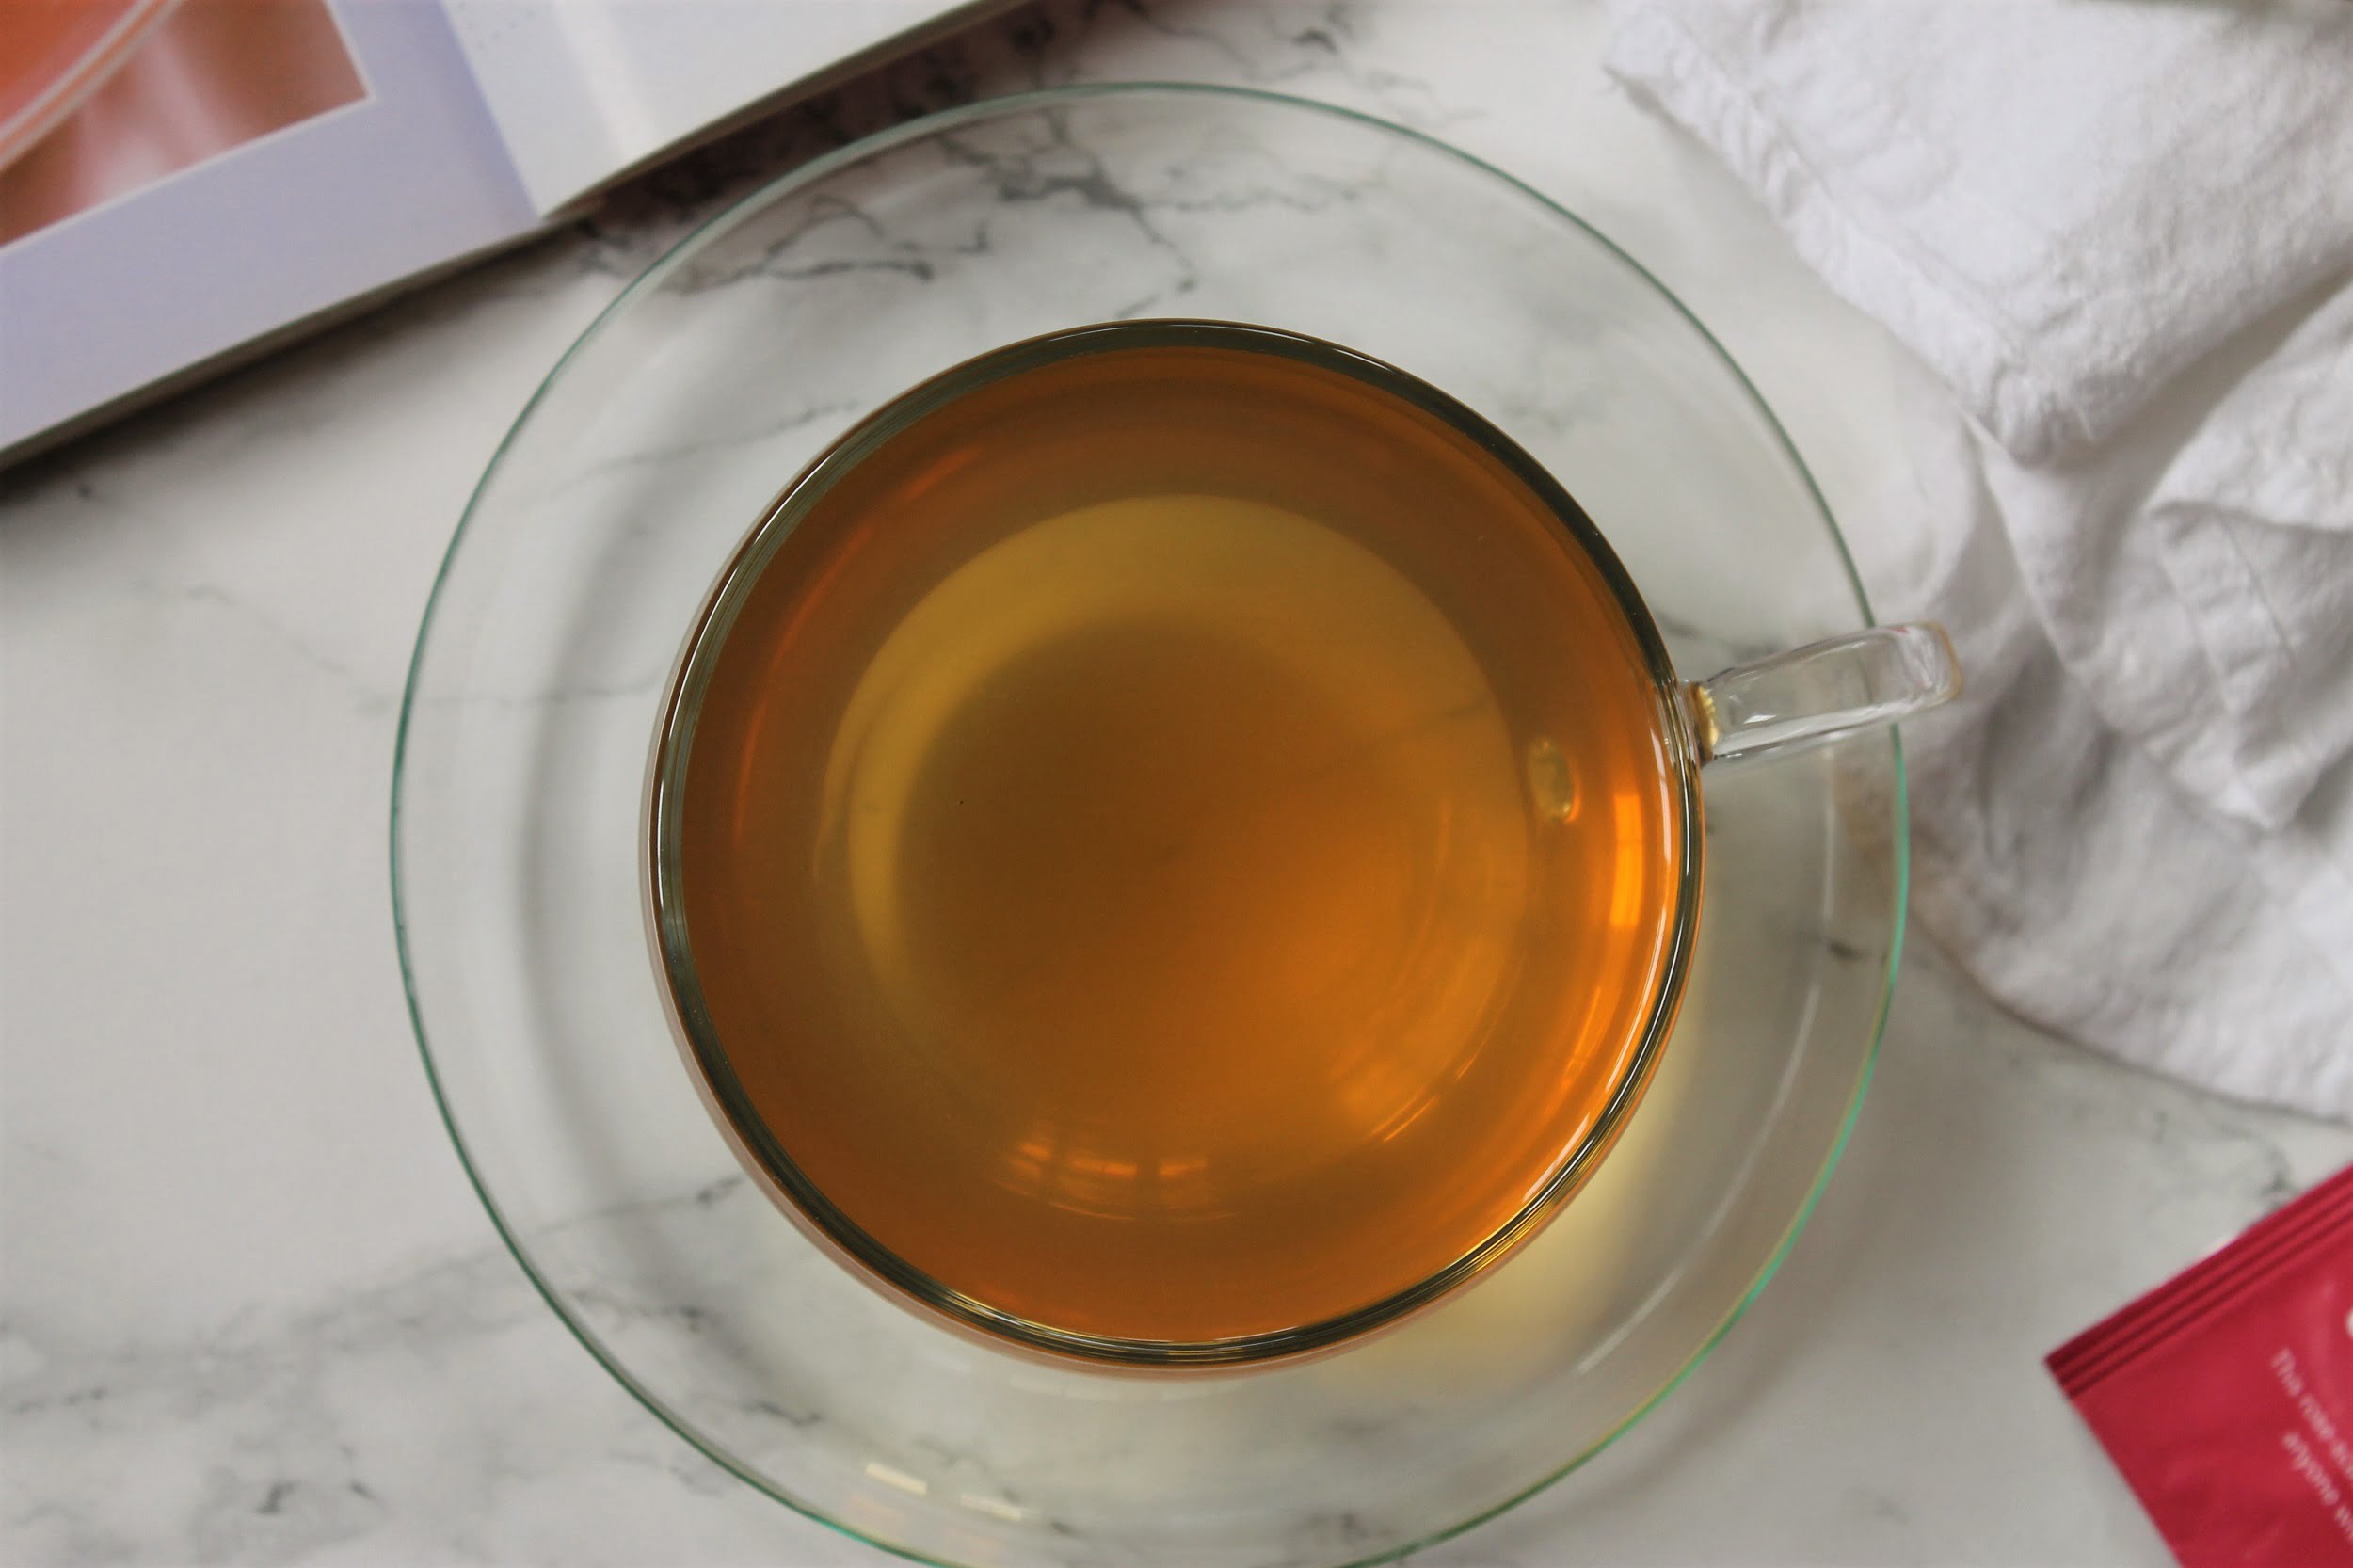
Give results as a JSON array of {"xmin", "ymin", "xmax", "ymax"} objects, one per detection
[{"xmin": 655, "ymin": 323, "xmax": 1692, "ymax": 1353}]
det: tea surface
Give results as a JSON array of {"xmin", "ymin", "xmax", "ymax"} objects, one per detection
[{"xmin": 673, "ymin": 332, "xmax": 1689, "ymax": 1344}]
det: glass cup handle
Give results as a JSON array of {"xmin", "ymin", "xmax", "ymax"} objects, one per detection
[{"xmin": 1689, "ymin": 623, "xmax": 1962, "ymax": 766}]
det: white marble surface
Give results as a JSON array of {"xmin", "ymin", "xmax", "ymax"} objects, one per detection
[{"xmin": 4, "ymin": 3, "xmax": 2348, "ymax": 1564}]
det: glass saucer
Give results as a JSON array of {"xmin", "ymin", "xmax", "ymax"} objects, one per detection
[{"xmin": 393, "ymin": 83, "xmax": 1904, "ymax": 1568}]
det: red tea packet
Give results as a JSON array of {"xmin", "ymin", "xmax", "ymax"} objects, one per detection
[{"xmin": 2049, "ymin": 1163, "xmax": 2353, "ymax": 1568}]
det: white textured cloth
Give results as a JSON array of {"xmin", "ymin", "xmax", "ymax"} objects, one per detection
[{"xmin": 1608, "ymin": 0, "xmax": 2353, "ymax": 1117}]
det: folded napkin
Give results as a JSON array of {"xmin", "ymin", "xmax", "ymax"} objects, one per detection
[{"xmin": 1608, "ymin": 0, "xmax": 2353, "ymax": 1117}]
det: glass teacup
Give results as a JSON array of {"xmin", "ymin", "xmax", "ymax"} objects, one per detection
[{"xmin": 645, "ymin": 320, "xmax": 1960, "ymax": 1369}]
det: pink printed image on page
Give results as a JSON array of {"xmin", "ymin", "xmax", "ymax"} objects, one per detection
[{"xmin": 0, "ymin": 0, "xmax": 367, "ymax": 247}]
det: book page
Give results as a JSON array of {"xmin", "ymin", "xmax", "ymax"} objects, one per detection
[
  {"xmin": 0, "ymin": 0, "xmax": 537, "ymax": 458},
  {"xmin": 444, "ymin": 0, "xmax": 986, "ymax": 216}
]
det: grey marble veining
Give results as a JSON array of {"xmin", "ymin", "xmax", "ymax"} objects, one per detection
[
  {"xmin": 8, "ymin": 936, "xmax": 2345, "ymax": 1567},
  {"xmin": 5, "ymin": 2, "xmax": 2349, "ymax": 1565}
]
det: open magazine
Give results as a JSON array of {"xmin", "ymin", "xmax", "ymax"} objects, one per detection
[{"xmin": 0, "ymin": 0, "xmax": 1000, "ymax": 463}]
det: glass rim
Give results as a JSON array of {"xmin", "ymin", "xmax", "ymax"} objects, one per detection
[
  {"xmin": 392, "ymin": 79, "xmax": 1908, "ymax": 1568},
  {"xmin": 642, "ymin": 316, "xmax": 1708, "ymax": 1370}
]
